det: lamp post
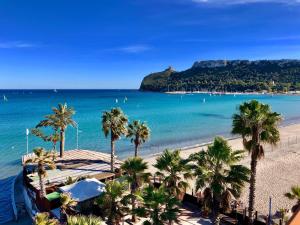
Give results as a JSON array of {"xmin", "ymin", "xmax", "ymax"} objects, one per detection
[
  {"xmin": 76, "ymin": 124, "xmax": 79, "ymax": 150},
  {"xmin": 26, "ymin": 128, "xmax": 29, "ymax": 154}
]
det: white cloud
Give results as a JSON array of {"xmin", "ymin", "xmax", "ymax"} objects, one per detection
[
  {"xmin": 191, "ymin": 0, "xmax": 300, "ymax": 5},
  {"xmin": 113, "ymin": 44, "xmax": 151, "ymax": 53},
  {"xmin": 0, "ymin": 41, "xmax": 38, "ymax": 49}
]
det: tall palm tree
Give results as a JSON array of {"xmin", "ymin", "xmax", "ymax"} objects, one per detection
[
  {"xmin": 232, "ymin": 100, "xmax": 281, "ymax": 224},
  {"xmin": 285, "ymin": 185, "xmax": 300, "ymax": 212},
  {"xmin": 154, "ymin": 149, "xmax": 192, "ymax": 198},
  {"xmin": 121, "ymin": 157, "xmax": 151, "ymax": 222},
  {"xmin": 189, "ymin": 137, "xmax": 250, "ymax": 224},
  {"xmin": 96, "ymin": 180, "xmax": 129, "ymax": 225},
  {"xmin": 25, "ymin": 147, "xmax": 56, "ymax": 197},
  {"xmin": 34, "ymin": 212, "xmax": 59, "ymax": 225},
  {"xmin": 126, "ymin": 120, "xmax": 150, "ymax": 157},
  {"xmin": 135, "ymin": 185, "xmax": 180, "ymax": 225},
  {"xmin": 36, "ymin": 103, "xmax": 76, "ymax": 157},
  {"xmin": 60, "ymin": 192, "xmax": 77, "ymax": 223},
  {"xmin": 102, "ymin": 108, "xmax": 128, "ymax": 172}
]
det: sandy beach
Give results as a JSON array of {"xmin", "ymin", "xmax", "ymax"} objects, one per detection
[{"xmin": 144, "ymin": 123, "xmax": 300, "ymax": 215}]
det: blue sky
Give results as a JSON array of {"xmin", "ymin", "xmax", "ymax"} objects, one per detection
[{"xmin": 1, "ymin": 0, "xmax": 300, "ymax": 89}]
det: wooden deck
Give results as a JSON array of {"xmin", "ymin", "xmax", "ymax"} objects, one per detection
[{"xmin": 23, "ymin": 149, "xmax": 122, "ymax": 190}]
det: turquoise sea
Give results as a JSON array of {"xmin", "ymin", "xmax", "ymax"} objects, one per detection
[{"xmin": 1, "ymin": 89, "xmax": 300, "ymax": 179}]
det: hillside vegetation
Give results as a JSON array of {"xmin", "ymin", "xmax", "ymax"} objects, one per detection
[{"xmin": 140, "ymin": 60, "xmax": 300, "ymax": 92}]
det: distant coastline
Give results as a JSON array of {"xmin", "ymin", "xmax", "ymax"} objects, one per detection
[{"xmin": 164, "ymin": 90, "xmax": 300, "ymax": 95}]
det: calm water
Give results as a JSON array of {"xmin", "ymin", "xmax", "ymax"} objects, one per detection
[{"xmin": 1, "ymin": 89, "xmax": 300, "ymax": 179}]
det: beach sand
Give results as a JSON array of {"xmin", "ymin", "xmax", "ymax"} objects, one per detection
[{"xmin": 144, "ymin": 123, "xmax": 300, "ymax": 215}]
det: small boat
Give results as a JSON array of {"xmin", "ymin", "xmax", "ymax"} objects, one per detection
[
  {"xmin": 3, "ymin": 95, "xmax": 8, "ymax": 101},
  {"xmin": 53, "ymin": 89, "xmax": 58, "ymax": 93},
  {"xmin": 123, "ymin": 96, "xmax": 128, "ymax": 103},
  {"xmin": 115, "ymin": 98, "xmax": 118, "ymax": 103},
  {"xmin": 203, "ymin": 98, "xmax": 206, "ymax": 103}
]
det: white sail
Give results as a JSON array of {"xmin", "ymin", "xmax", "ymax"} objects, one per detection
[{"xmin": 3, "ymin": 95, "xmax": 8, "ymax": 101}]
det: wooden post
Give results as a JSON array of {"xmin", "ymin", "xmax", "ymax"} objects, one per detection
[
  {"xmin": 192, "ymin": 189, "xmax": 194, "ymax": 196},
  {"xmin": 279, "ymin": 219, "xmax": 282, "ymax": 225}
]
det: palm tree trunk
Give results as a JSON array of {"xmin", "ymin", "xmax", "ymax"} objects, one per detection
[
  {"xmin": 111, "ymin": 136, "xmax": 115, "ymax": 172},
  {"xmin": 134, "ymin": 144, "xmax": 138, "ymax": 157},
  {"xmin": 38, "ymin": 174, "xmax": 46, "ymax": 197},
  {"xmin": 248, "ymin": 153, "xmax": 258, "ymax": 225},
  {"xmin": 60, "ymin": 130, "xmax": 65, "ymax": 157},
  {"xmin": 131, "ymin": 193, "xmax": 136, "ymax": 222},
  {"xmin": 213, "ymin": 196, "xmax": 220, "ymax": 225}
]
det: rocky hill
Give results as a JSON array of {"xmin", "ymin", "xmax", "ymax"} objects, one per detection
[{"xmin": 139, "ymin": 60, "xmax": 300, "ymax": 92}]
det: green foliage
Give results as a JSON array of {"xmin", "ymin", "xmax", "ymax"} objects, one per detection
[
  {"xmin": 232, "ymin": 100, "xmax": 282, "ymax": 158},
  {"xmin": 35, "ymin": 103, "xmax": 76, "ymax": 157},
  {"xmin": 285, "ymin": 185, "xmax": 300, "ymax": 212},
  {"xmin": 135, "ymin": 185, "xmax": 180, "ymax": 225},
  {"xmin": 231, "ymin": 100, "xmax": 281, "ymax": 224},
  {"xmin": 189, "ymin": 137, "xmax": 250, "ymax": 222},
  {"xmin": 102, "ymin": 108, "xmax": 128, "ymax": 141},
  {"xmin": 154, "ymin": 149, "xmax": 192, "ymax": 197},
  {"xmin": 96, "ymin": 180, "xmax": 129, "ymax": 225},
  {"xmin": 34, "ymin": 212, "xmax": 59, "ymax": 225},
  {"xmin": 102, "ymin": 107, "xmax": 128, "ymax": 172},
  {"xmin": 126, "ymin": 120, "xmax": 150, "ymax": 157},
  {"xmin": 67, "ymin": 215, "xmax": 103, "ymax": 225},
  {"xmin": 60, "ymin": 192, "xmax": 77, "ymax": 215},
  {"xmin": 25, "ymin": 147, "xmax": 56, "ymax": 196},
  {"xmin": 121, "ymin": 157, "xmax": 150, "ymax": 222},
  {"xmin": 140, "ymin": 60, "xmax": 300, "ymax": 92}
]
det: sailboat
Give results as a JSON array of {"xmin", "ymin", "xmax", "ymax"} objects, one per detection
[
  {"xmin": 123, "ymin": 96, "xmax": 128, "ymax": 103},
  {"xmin": 203, "ymin": 98, "xmax": 206, "ymax": 103},
  {"xmin": 53, "ymin": 89, "xmax": 58, "ymax": 93},
  {"xmin": 3, "ymin": 95, "xmax": 8, "ymax": 101},
  {"xmin": 115, "ymin": 98, "xmax": 118, "ymax": 103}
]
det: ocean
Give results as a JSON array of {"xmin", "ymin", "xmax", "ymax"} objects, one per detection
[{"xmin": 1, "ymin": 89, "xmax": 300, "ymax": 179}]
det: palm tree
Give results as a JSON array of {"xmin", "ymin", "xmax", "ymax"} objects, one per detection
[
  {"xmin": 102, "ymin": 108, "xmax": 128, "ymax": 172},
  {"xmin": 96, "ymin": 180, "xmax": 129, "ymax": 225},
  {"xmin": 285, "ymin": 185, "xmax": 300, "ymax": 212},
  {"xmin": 189, "ymin": 137, "xmax": 250, "ymax": 224},
  {"xmin": 67, "ymin": 215, "xmax": 103, "ymax": 225},
  {"xmin": 126, "ymin": 120, "xmax": 150, "ymax": 157},
  {"xmin": 60, "ymin": 192, "xmax": 77, "ymax": 223},
  {"xmin": 121, "ymin": 157, "xmax": 151, "ymax": 222},
  {"xmin": 31, "ymin": 128, "xmax": 60, "ymax": 151},
  {"xmin": 25, "ymin": 147, "xmax": 56, "ymax": 197},
  {"xmin": 232, "ymin": 100, "xmax": 281, "ymax": 224},
  {"xmin": 135, "ymin": 185, "xmax": 180, "ymax": 225},
  {"xmin": 154, "ymin": 149, "xmax": 192, "ymax": 198},
  {"xmin": 36, "ymin": 103, "xmax": 76, "ymax": 157},
  {"xmin": 34, "ymin": 212, "xmax": 59, "ymax": 225}
]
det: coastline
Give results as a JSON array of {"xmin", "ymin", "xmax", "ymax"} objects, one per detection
[
  {"xmin": 144, "ymin": 122, "xmax": 300, "ymax": 215},
  {"xmin": 164, "ymin": 90, "xmax": 300, "ymax": 96}
]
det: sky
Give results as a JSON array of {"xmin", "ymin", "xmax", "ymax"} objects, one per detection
[{"xmin": 1, "ymin": 0, "xmax": 300, "ymax": 89}]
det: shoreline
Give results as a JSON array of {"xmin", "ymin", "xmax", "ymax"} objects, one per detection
[
  {"xmin": 143, "ymin": 122, "xmax": 300, "ymax": 215},
  {"xmin": 142, "ymin": 119, "xmax": 300, "ymax": 160},
  {"xmin": 164, "ymin": 90, "xmax": 300, "ymax": 96}
]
